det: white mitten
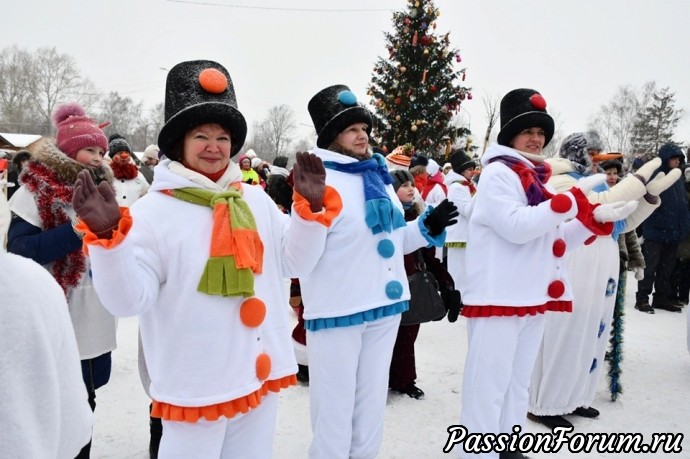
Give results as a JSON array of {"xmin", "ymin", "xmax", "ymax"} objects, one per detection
[
  {"xmin": 576, "ymin": 174, "xmax": 606, "ymax": 195},
  {"xmin": 646, "ymin": 169, "xmax": 682, "ymax": 196},
  {"xmin": 593, "ymin": 200, "xmax": 638, "ymax": 223},
  {"xmin": 633, "ymin": 266, "xmax": 645, "ymax": 281},
  {"xmin": 633, "ymin": 157, "xmax": 662, "ymax": 183}
]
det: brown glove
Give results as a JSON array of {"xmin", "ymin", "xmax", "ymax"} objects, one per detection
[
  {"xmin": 72, "ymin": 169, "xmax": 121, "ymax": 239},
  {"xmin": 292, "ymin": 152, "xmax": 326, "ymax": 212}
]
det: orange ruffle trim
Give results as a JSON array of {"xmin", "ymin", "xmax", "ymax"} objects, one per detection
[
  {"xmin": 151, "ymin": 374, "xmax": 297, "ymax": 423},
  {"xmin": 292, "ymin": 186, "xmax": 342, "ymax": 227},
  {"xmin": 461, "ymin": 301, "xmax": 572, "ymax": 318},
  {"xmin": 77, "ymin": 207, "xmax": 133, "ymax": 254}
]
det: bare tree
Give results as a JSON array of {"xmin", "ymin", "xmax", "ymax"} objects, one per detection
[
  {"xmin": 98, "ymin": 92, "xmax": 144, "ymax": 145},
  {"xmin": 0, "ymin": 46, "xmax": 40, "ymax": 133},
  {"xmin": 481, "ymin": 93, "xmax": 499, "ymax": 156},
  {"xmin": 588, "ymin": 81, "xmax": 655, "ymax": 158},
  {"xmin": 27, "ymin": 47, "xmax": 93, "ymax": 135},
  {"xmin": 249, "ymin": 105, "xmax": 296, "ymax": 161}
]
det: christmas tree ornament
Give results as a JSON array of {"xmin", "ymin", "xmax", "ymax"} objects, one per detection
[
  {"xmin": 467, "ymin": 93, "xmax": 473, "ymax": 100},
  {"xmin": 411, "ymin": 125, "xmax": 418, "ymax": 132},
  {"xmin": 412, "ymin": 31, "xmax": 418, "ymax": 46},
  {"xmin": 456, "ymin": 54, "xmax": 462, "ymax": 63},
  {"xmin": 423, "ymin": 49, "xmax": 429, "ymax": 55}
]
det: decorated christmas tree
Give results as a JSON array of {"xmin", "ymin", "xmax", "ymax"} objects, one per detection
[{"xmin": 368, "ymin": 0, "xmax": 471, "ymax": 157}]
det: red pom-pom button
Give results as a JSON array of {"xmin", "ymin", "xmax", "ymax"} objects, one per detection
[
  {"xmin": 547, "ymin": 280, "xmax": 565, "ymax": 299},
  {"xmin": 585, "ymin": 235, "xmax": 597, "ymax": 245},
  {"xmin": 199, "ymin": 68, "xmax": 228, "ymax": 94},
  {"xmin": 552, "ymin": 239, "xmax": 566, "ymax": 257},
  {"xmin": 550, "ymin": 194, "xmax": 572, "ymax": 213},
  {"xmin": 530, "ymin": 93, "xmax": 547, "ymax": 110}
]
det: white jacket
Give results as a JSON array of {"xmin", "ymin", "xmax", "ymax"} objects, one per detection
[
  {"xmin": 444, "ymin": 170, "xmax": 474, "ymax": 243},
  {"xmin": 88, "ymin": 160, "xmax": 326, "ymax": 407},
  {"xmin": 298, "ymin": 148, "xmax": 433, "ymax": 320},
  {"xmin": 462, "ymin": 145, "xmax": 596, "ymax": 310}
]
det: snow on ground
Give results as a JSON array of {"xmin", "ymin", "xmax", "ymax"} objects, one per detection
[{"xmin": 91, "ymin": 273, "xmax": 689, "ymax": 458}]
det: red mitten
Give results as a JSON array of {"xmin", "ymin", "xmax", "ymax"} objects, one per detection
[{"xmin": 569, "ymin": 186, "xmax": 613, "ymax": 236}]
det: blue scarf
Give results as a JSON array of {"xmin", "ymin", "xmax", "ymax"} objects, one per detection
[{"xmin": 323, "ymin": 153, "xmax": 406, "ymax": 234}]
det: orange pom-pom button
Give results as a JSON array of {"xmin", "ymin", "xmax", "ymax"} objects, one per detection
[
  {"xmin": 256, "ymin": 353, "xmax": 271, "ymax": 381},
  {"xmin": 550, "ymin": 194, "xmax": 572, "ymax": 213},
  {"xmin": 552, "ymin": 239, "xmax": 566, "ymax": 257},
  {"xmin": 199, "ymin": 68, "xmax": 228, "ymax": 94},
  {"xmin": 547, "ymin": 280, "xmax": 565, "ymax": 299},
  {"xmin": 240, "ymin": 298, "xmax": 266, "ymax": 328}
]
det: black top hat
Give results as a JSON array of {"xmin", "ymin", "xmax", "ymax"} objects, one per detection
[
  {"xmin": 497, "ymin": 88, "xmax": 554, "ymax": 148},
  {"xmin": 158, "ymin": 60, "xmax": 247, "ymax": 160},
  {"xmin": 308, "ymin": 84, "xmax": 373, "ymax": 149},
  {"xmin": 450, "ymin": 149, "xmax": 476, "ymax": 174}
]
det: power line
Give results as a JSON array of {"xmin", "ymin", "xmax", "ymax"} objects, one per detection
[{"xmin": 165, "ymin": 0, "xmax": 393, "ymax": 12}]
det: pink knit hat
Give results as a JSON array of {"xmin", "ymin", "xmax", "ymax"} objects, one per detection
[{"xmin": 52, "ymin": 102, "xmax": 108, "ymax": 159}]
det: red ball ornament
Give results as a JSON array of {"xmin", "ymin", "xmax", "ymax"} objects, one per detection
[
  {"xmin": 420, "ymin": 35, "xmax": 432, "ymax": 46},
  {"xmin": 430, "ymin": 85, "xmax": 437, "ymax": 92},
  {"xmin": 395, "ymin": 97, "xmax": 402, "ymax": 105},
  {"xmin": 529, "ymin": 93, "xmax": 547, "ymax": 110},
  {"xmin": 467, "ymin": 93, "xmax": 473, "ymax": 100}
]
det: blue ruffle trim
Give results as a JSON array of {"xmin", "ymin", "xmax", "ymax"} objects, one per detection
[
  {"xmin": 304, "ymin": 301, "xmax": 408, "ymax": 331},
  {"xmin": 365, "ymin": 198, "xmax": 406, "ymax": 234},
  {"xmin": 417, "ymin": 205, "xmax": 446, "ymax": 247}
]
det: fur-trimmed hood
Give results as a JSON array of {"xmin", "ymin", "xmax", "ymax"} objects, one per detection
[{"xmin": 21, "ymin": 137, "xmax": 114, "ymax": 187}]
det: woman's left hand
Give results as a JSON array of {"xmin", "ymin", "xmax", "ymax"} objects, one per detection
[{"xmin": 292, "ymin": 152, "xmax": 326, "ymax": 212}]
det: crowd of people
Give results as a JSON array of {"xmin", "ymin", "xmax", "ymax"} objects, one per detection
[{"xmin": 1, "ymin": 58, "xmax": 689, "ymax": 459}]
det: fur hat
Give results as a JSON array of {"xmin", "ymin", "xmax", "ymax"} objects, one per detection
[
  {"xmin": 52, "ymin": 102, "xmax": 108, "ymax": 159},
  {"xmin": 600, "ymin": 159, "xmax": 623, "ymax": 175},
  {"xmin": 559, "ymin": 132, "xmax": 592, "ymax": 175},
  {"xmin": 308, "ymin": 84, "xmax": 372, "ymax": 149},
  {"xmin": 142, "ymin": 144, "xmax": 160, "ymax": 161},
  {"xmin": 244, "ymin": 149, "xmax": 257, "ymax": 159},
  {"xmin": 158, "ymin": 60, "xmax": 247, "ymax": 160},
  {"xmin": 251, "ymin": 157, "xmax": 262, "ymax": 169},
  {"xmin": 390, "ymin": 169, "xmax": 414, "ymax": 192},
  {"xmin": 497, "ymin": 88, "xmax": 554, "ymax": 148},
  {"xmin": 108, "ymin": 137, "xmax": 132, "ymax": 158},
  {"xmin": 450, "ymin": 150, "xmax": 476, "ymax": 174}
]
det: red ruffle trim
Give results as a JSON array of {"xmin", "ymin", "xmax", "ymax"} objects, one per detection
[
  {"xmin": 461, "ymin": 301, "xmax": 572, "ymax": 318},
  {"xmin": 151, "ymin": 374, "xmax": 297, "ymax": 423}
]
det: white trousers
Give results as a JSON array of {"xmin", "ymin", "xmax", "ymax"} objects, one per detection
[
  {"xmin": 459, "ymin": 314, "xmax": 545, "ymax": 459},
  {"xmin": 307, "ymin": 314, "xmax": 400, "ymax": 459},
  {"xmin": 158, "ymin": 393, "xmax": 278, "ymax": 459}
]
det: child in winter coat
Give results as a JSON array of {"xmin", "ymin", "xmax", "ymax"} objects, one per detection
[
  {"xmin": 388, "ymin": 169, "xmax": 461, "ymax": 400},
  {"xmin": 8, "ymin": 102, "xmax": 117, "ymax": 459}
]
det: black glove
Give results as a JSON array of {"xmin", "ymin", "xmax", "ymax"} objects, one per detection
[
  {"xmin": 441, "ymin": 289, "xmax": 463, "ymax": 323},
  {"xmin": 424, "ymin": 199, "xmax": 459, "ymax": 236}
]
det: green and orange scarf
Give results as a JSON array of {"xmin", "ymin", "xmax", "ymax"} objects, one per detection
[{"xmin": 162, "ymin": 186, "xmax": 264, "ymax": 297}]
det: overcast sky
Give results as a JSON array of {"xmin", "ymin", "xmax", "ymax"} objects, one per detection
[{"xmin": 4, "ymin": 0, "xmax": 690, "ymax": 152}]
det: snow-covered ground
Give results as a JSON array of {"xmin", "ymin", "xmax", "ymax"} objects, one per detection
[{"xmin": 91, "ymin": 273, "xmax": 689, "ymax": 458}]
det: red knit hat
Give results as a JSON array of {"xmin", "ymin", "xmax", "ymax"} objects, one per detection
[{"xmin": 52, "ymin": 102, "xmax": 108, "ymax": 159}]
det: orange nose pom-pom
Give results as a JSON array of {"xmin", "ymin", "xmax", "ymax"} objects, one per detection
[{"xmin": 199, "ymin": 68, "xmax": 228, "ymax": 94}]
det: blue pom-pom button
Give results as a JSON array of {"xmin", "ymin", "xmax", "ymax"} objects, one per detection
[
  {"xmin": 377, "ymin": 239, "xmax": 395, "ymax": 258},
  {"xmin": 338, "ymin": 90, "xmax": 357, "ymax": 106},
  {"xmin": 385, "ymin": 280, "xmax": 404, "ymax": 300}
]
